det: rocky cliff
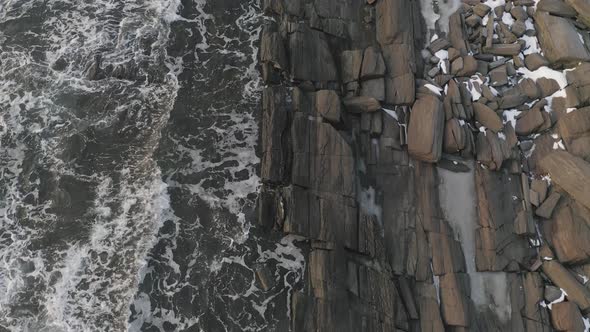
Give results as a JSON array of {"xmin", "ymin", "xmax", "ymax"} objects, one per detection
[{"xmin": 258, "ymin": 0, "xmax": 590, "ymax": 331}]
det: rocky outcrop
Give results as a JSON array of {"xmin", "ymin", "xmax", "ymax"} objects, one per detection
[{"xmin": 258, "ymin": 0, "xmax": 590, "ymax": 331}]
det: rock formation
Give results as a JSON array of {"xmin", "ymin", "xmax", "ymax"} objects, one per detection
[{"xmin": 259, "ymin": 0, "xmax": 590, "ymax": 330}]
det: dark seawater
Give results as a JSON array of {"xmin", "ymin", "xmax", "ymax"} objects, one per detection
[
  {"xmin": 0, "ymin": 0, "xmax": 304, "ymax": 331},
  {"xmin": 128, "ymin": 1, "xmax": 305, "ymax": 331}
]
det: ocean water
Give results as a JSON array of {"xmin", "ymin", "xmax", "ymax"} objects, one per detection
[{"xmin": 0, "ymin": 1, "xmax": 304, "ymax": 331}]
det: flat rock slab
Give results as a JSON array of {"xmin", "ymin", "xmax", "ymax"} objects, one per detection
[
  {"xmin": 408, "ymin": 95, "xmax": 444, "ymax": 163},
  {"xmin": 566, "ymin": 0, "xmax": 590, "ymax": 27},
  {"xmin": 537, "ymin": 0, "xmax": 577, "ymax": 17},
  {"xmin": 542, "ymin": 260, "xmax": 590, "ymax": 312},
  {"xmin": 535, "ymin": 11, "xmax": 590, "ymax": 67},
  {"xmin": 540, "ymin": 151, "xmax": 590, "ymax": 211}
]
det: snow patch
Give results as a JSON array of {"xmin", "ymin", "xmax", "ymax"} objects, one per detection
[{"xmin": 425, "ymin": 84, "xmax": 442, "ymax": 96}]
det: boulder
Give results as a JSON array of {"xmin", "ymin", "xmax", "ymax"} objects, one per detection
[
  {"xmin": 511, "ymin": 5, "xmax": 528, "ymax": 20},
  {"xmin": 566, "ymin": 0, "xmax": 590, "ymax": 27},
  {"xmin": 449, "ymin": 11, "xmax": 468, "ymax": 54},
  {"xmin": 537, "ymin": 0, "xmax": 577, "ymax": 18},
  {"xmin": 465, "ymin": 14, "xmax": 481, "ymax": 27},
  {"xmin": 537, "ymin": 78, "xmax": 560, "ymax": 97},
  {"xmin": 566, "ymin": 63, "xmax": 590, "ymax": 106},
  {"xmin": 316, "ymin": 90, "xmax": 342, "ymax": 122},
  {"xmin": 512, "ymin": 20, "xmax": 527, "ymax": 37},
  {"xmin": 531, "ymin": 179, "xmax": 548, "ymax": 204},
  {"xmin": 473, "ymin": 3, "xmax": 491, "ymax": 17},
  {"xmin": 474, "ymin": 103, "xmax": 504, "ymax": 132},
  {"xmin": 361, "ymin": 47, "xmax": 386, "ymax": 80},
  {"xmin": 548, "ymin": 200, "xmax": 590, "ymax": 264},
  {"xmin": 382, "ymin": 44, "xmax": 416, "ymax": 105},
  {"xmin": 489, "ymin": 65, "xmax": 508, "ymax": 87},
  {"xmin": 515, "ymin": 108, "xmax": 545, "ymax": 136},
  {"xmin": 527, "ymin": 132, "xmax": 558, "ymax": 173},
  {"xmin": 428, "ymin": 38, "xmax": 451, "ymax": 53},
  {"xmin": 476, "ymin": 130, "xmax": 505, "ymax": 170},
  {"xmin": 534, "ymin": 11, "xmax": 590, "ymax": 66},
  {"xmin": 550, "ymin": 301, "xmax": 585, "ymax": 332},
  {"xmin": 558, "ymin": 107, "xmax": 590, "ymax": 159},
  {"xmin": 523, "ymin": 273, "xmax": 553, "ymax": 332},
  {"xmin": 542, "ymin": 260, "xmax": 590, "ymax": 312},
  {"xmin": 343, "ymin": 96, "xmax": 381, "ymax": 113},
  {"xmin": 518, "ymin": 78, "xmax": 542, "ymax": 100},
  {"xmin": 536, "ymin": 192, "xmax": 562, "ymax": 218},
  {"xmin": 524, "ymin": 53, "xmax": 549, "ymax": 71},
  {"xmin": 451, "ymin": 56, "xmax": 478, "ymax": 77},
  {"xmin": 540, "ymin": 151, "xmax": 590, "ymax": 211},
  {"xmin": 483, "ymin": 44, "xmax": 522, "ymax": 56},
  {"xmin": 408, "ymin": 95, "xmax": 445, "ymax": 162},
  {"xmin": 443, "ymin": 119, "xmax": 466, "ymax": 153},
  {"xmin": 499, "ymin": 92, "xmax": 528, "ymax": 109},
  {"xmin": 544, "ymin": 285, "xmax": 563, "ymax": 303}
]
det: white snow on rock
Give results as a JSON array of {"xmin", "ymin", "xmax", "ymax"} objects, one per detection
[
  {"xmin": 502, "ymin": 12, "xmax": 515, "ymax": 25},
  {"xmin": 382, "ymin": 108, "xmax": 399, "ymax": 121},
  {"xmin": 517, "ymin": 66, "xmax": 568, "ymax": 89},
  {"xmin": 540, "ymin": 288, "xmax": 567, "ymax": 310},
  {"xmin": 503, "ymin": 110, "xmax": 521, "ymax": 128},
  {"xmin": 483, "ymin": 0, "xmax": 506, "ymax": 10},
  {"xmin": 425, "ymin": 83, "xmax": 442, "ymax": 96},
  {"xmin": 464, "ymin": 75, "xmax": 484, "ymax": 101},
  {"xmin": 521, "ymin": 35, "xmax": 541, "ymax": 55},
  {"xmin": 435, "ymin": 49, "xmax": 449, "ymax": 60},
  {"xmin": 553, "ymin": 140, "xmax": 566, "ymax": 150}
]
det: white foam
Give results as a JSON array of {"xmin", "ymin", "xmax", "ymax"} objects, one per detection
[{"xmin": 0, "ymin": 0, "xmax": 184, "ymax": 329}]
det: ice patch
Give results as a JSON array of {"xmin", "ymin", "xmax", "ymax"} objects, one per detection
[
  {"xmin": 360, "ymin": 187, "xmax": 383, "ymax": 226},
  {"xmin": 438, "ymin": 163, "xmax": 512, "ymax": 323},
  {"xmin": 420, "ymin": 0, "xmax": 461, "ymax": 34}
]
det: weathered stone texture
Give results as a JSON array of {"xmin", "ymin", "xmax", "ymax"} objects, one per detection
[{"xmin": 407, "ymin": 95, "xmax": 444, "ymax": 163}]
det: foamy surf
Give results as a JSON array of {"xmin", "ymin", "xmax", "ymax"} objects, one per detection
[
  {"xmin": 0, "ymin": 0, "xmax": 181, "ymax": 330},
  {"xmin": 0, "ymin": 0, "xmax": 305, "ymax": 331}
]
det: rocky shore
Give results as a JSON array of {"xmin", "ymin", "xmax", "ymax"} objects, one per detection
[{"xmin": 258, "ymin": 0, "xmax": 590, "ymax": 330}]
